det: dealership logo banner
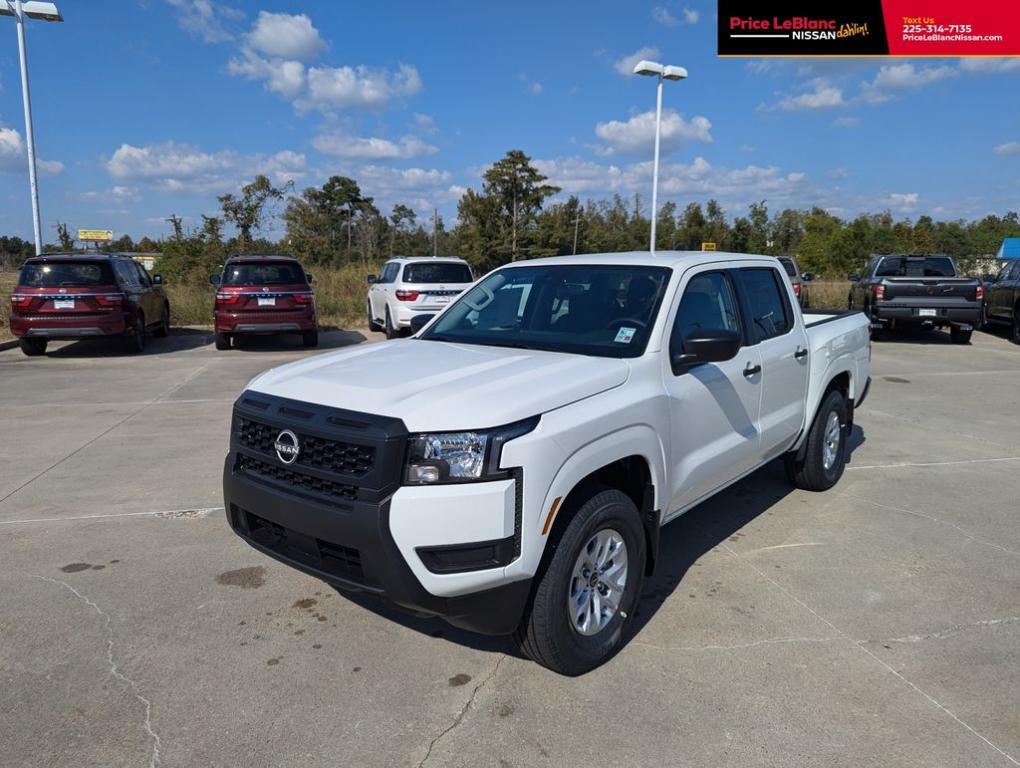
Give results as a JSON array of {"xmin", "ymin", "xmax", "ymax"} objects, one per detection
[{"xmin": 718, "ymin": 0, "xmax": 1018, "ymax": 56}]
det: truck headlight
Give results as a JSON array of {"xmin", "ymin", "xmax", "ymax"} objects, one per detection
[{"xmin": 404, "ymin": 416, "xmax": 539, "ymax": 484}]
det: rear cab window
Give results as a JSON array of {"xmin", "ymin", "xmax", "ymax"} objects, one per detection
[
  {"xmin": 401, "ymin": 262, "xmax": 473, "ymax": 284},
  {"xmin": 223, "ymin": 262, "xmax": 307, "ymax": 285},
  {"xmin": 18, "ymin": 260, "xmax": 116, "ymax": 287},
  {"xmin": 778, "ymin": 258, "xmax": 798, "ymax": 278},
  {"xmin": 875, "ymin": 256, "xmax": 956, "ymax": 277},
  {"xmin": 736, "ymin": 268, "xmax": 793, "ymax": 343}
]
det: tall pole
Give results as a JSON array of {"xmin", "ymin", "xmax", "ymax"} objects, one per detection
[
  {"xmin": 649, "ymin": 74, "xmax": 663, "ymax": 254},
  {"xmin": 572, "ymin": 213, "xmax": 581, "ymax": 255},
  {"xmin": 14, "ymin": 0, "xmax": 43, "ymax": 256}
]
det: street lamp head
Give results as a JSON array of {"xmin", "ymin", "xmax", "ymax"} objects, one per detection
[
  {"xmin": 0, "ymin": 2, "xmax": 64, "ymax": 21},
  {"xmin": 632, "ymin": 60, "xmax": 664, "ymax": 77},
  {"xmin": 662, "ymin": 65, "xmax": 688, "ymax": 81}
]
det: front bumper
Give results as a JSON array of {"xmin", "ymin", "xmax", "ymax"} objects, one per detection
[
  {"xmin": 222, "ymin": 393, "xmax": 531, "ymax": 635},
  {"xmin": 11, "ymin": 313, "xmax": 127, "ymax": 339}
]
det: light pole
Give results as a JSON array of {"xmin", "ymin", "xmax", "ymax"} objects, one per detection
[
  {"xmin": 632, "ymin": 59, "xmax": 687, "ymax": 253},
  {"xmin": 1, "ymin": 1, "xmax": 63, "ymax": 256}
]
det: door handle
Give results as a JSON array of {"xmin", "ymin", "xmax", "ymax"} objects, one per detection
[
  {"xmin": 794, "ymin": 347, "xmax": 808, "ymax": 360},
  {"xmin": 743, "ymin": 363, "xmax": 762, "ymax": 378}
]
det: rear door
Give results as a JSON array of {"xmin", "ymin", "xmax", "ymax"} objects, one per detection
[
  {"xmin": 130, "ymin": 260, "xmax": 161, "ymax": 324},
  {"xmin": 371, "ymin": 262, "xmax": 397, "ymax": 320},
  {"xmin": 113, "ymin": 258, "xmax": 145, "ymax": 320},
  {"xmin": 735, "ymin": 267, "xmax": 809, "ymax": 459},
  {"xmin": 398, "ymin": 261, "xmax": 474, "ymax": 313},
  {"xmin": 663, "ymin": 267, "xmax": 763, "ymax": 516}
]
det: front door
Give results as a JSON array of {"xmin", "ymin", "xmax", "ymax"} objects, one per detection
[{"xmin": 663, "ymin": 268, "xmax": 762, "ymax": 517}]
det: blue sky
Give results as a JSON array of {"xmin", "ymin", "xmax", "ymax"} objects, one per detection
[{"xmin": 0, "ymin": 0, "xmax": 1018, "ymax": 242}]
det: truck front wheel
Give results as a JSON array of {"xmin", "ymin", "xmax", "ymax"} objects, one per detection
[
  {"xmin": 785, "ymin": 389, "xmax": 848, "ymax": 492},
  {"xmin": 515, "ymin": 488, "xmax": 645, "ymax": 676}
]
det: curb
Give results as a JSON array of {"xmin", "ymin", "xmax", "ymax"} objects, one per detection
[{"xmin": 0, "ymin": 339, "xmax": 18, "ymax": 352}]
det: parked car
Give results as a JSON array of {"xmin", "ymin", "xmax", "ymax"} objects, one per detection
[
  {"xmin": 981, "ymin": 259, "xmax": 1020, "ymax": 343},
  {"xmin": 367, "ymin": 257, "xmax": 473, "ymax": 339},
  {"xmin": 848, "ymin": 254, "xmax": 983, "ymax": 343},
  {"xmin": 9, "ymin": 252, "xmax": 170, "ymax": 357},
  {"xmin": 210, "ymin": 255, "xmax": 317, "ymax": 350},
  {"xmin": 776, "ymin": 256, "xmax": 813, "ymax": 306},
  {"xmin": 222, "ymin": 251, "xmax": 871, "ymax": 675}
]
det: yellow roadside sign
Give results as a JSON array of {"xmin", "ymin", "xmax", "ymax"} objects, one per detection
[
  {"xmin": 78, "ymin": 229, "xmax": 113, "ymax": 241},
  {"xmin": 701, "ymin": 241, "xmax": 717, "ymax": 251}
]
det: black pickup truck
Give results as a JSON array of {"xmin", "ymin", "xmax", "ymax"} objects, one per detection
[
  {"xmin": 982, "ymin": 259, "xmax": 1020, "ymax": 344},
  {"xmin": 848, "ymin": 254, "xmax": 983, "ymax": 344}
]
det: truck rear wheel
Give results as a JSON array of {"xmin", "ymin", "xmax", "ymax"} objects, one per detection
[
  {"xmin": 785, "ymin": 389, "xmax": 848, "ymax": 492},
  {"xmin": 514, "ymin": 488, "xmax": 645, "ymax": 676},
  {"xmin": 214, "ymin": 332, "xmax": 231, "ymax": 351},
  {"xmin": 123, "ymin": 312, "xmax": 145, "ymax": 354},
  {"xmin": 302, "ymin": 329, "xmax": 319, "ymax": 348},
  {"xmin": 1013, "ymin": 308, "xmax": 1020, "ymax": 345},
  {"xmin": 19, "ymin": 338, "xmax": 47, "ymax": 357},
  {"xmin": 950, "ymin": 326, "xmax": 972, "ymax": 344}
]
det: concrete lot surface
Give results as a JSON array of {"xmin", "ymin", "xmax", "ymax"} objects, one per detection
[{"xmin": 1, "ymin": 327, "xmax": 1018, "ymax": 767}]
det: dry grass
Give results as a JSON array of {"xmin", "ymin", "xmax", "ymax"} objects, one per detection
[
  {"xmin": 805, "ymin": 280, "xmax": 851, "ymax": 310},
  {"xmin": 1, "ymin": 272, "xmax": 16, "ymax": 342}
]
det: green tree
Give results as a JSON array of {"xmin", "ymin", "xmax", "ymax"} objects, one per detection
[
  {"xmin": 479, "ymin": 149, "xmax": 560, "ymax": 262},
  {"xmin": 219, "ymin": 175, "xmax": 291, "ymax": 252}
]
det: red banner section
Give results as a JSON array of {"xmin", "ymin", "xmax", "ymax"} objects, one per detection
[{"xmin": 882, "ymin": 0, "xmax": 1018, "ymax": 55}]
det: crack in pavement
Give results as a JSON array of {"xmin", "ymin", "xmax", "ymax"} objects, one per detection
[
  {"xmin": 874, "ymin": 616, "xmax": 1020, "ymax": 645},
  {"xmin": 31, "ymin": 576, "xmax": 162, "ymax": 768},
  {"xmin": 416, "ymin": 654, "xmax": 505, "ymax": 768},
  {"xmin": 719, "ymin": 543, "xmax": 1020, "ymax": 767},
  {"xmin": 632, "ymin": 636, "xmax": 843, "ymax": 653}
]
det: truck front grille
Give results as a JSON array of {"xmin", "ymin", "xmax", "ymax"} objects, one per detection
[
  {"xmin": 237, "ymin": 417, "xmax": 375, "ymax": 477},
  {"xmin": 236, "ymin": 454, "xmax": 358, "ymax": 501}
]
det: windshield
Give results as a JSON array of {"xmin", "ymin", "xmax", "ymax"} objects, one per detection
[
  {"xmin": 223, "ymin": 262, "xmax": 307, "ymax": 285},
  {"xmin": 402, "ymin": 262, "xmax": 473, "ymax": 284},
  {"xmin": 875, "ymin": 256, "xmax": 956, "ymax": 277},
  {"xmin": 420, "ymin": 264, "xmax": 671, "ymax": 358},
  {"xmin": 18, "ymin": 260, "xmax": 116, "ymax": 287}
]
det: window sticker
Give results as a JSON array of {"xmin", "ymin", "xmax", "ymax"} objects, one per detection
[{"xmin": 614, "ymin": 326, "xmax": 636, "ymax": 344}]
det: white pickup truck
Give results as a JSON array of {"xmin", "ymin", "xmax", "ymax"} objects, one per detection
[{"xmin": 223, "ymin": 251, "xmax": 871, "ymax": 675}]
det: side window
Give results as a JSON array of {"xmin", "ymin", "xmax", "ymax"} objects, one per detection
[
  {"xmin": 113, "ymin": 260, "xmax": 138, "ymax": 286},
  {"xmin": 737, "ymin": 268, "xmax": 793, "ymax": 343},
  {"xmin": 133, "ymin": 261, "xmax": 152, "ymax": 286},
  {"xmin": 1008, "ymin": 261, "xmax": 1020, "ymax": 281},
  {"xmin": 380, "ymin": 263, "xmax": 397, "ymax": 283},
  {"xmin": 670, "ymin": 272, "xmax": 742, "ymax": 356}
]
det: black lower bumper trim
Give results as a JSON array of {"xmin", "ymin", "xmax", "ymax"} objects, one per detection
[{"xmin": 224, "ymin": 456, "xmax": 531, "ymax": 635}]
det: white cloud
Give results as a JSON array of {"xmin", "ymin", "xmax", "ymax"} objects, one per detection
[
  {"xmin": 777, "ymin": 79, "xmax": 846, "ymax": 110},
  {"xmin": 246, "ymin": 12, "xmax": 325, "ymax": 60},
  {"xmin": 652, "ymin": 6, "xmax": 697, "ymax": 26},
  {"xmin": 77, "ymin": 186, "xmax": 142, "ymax": 203},
  {"xmin": 682, "ymin": 7, "xmax": 699, "ymax": 23},
  {"xmin": 595, "ymin": 109, "xmax": 712, "ymax": 155},
  {"xmin": 614, "ymin": 47, "xmax": 661, "ymax": 76},
  {"xmin": 860, "ymin": 63, "xmax": 957, "ymax": 103},
  {"xmin": 993, "ymin": 141, "xmax": 1020, "ymax": 156},
  {"xmin": 103, "ymin": 141, "xmax": 305, "ymax": 193},
  {"xmin": 414, "ymin": 113, "xmax": 438, "ymax": 134},
  {"xmin": 888, "ymin": 192, "xmax": 919, "ymax": 211},
  {"xmin": 312, "ymin": 133, "xmax": 438, "ymax": 160},
  {"xmin": 534, "ymin": 157, "xmax": 626, "ymax": 194},
  {"xmin": 356, "ymin": 166, "xmax": 457, "ymax": 213},
  {"xmin": 959, "ymin": 58, "xmax": 1020, "ymax": 73},
  {"xmin": 165, "ymin": 0, "xmax": 242, "ymax": 43},
  {"xmin": 228, "ymin": 50, "xmax": 306, "ymax": 98},
  {"xmin": 826, "ymin": 168, "xmax": 850, "ymax": 179},
  {"xmin": 299, "ymin": 63, "xmax": 422, "ymax": 111},
  {"xmin": 831, "ymin": 116, "xmax": 860, "ymax": 128},
  {"xmin": 0, "ymin": 126, "xmax": 63, "ymax": 175}
]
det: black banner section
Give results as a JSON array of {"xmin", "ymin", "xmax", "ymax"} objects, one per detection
[{"xmin": 718, "ymin": 0, "xmax": 890, "ymax": 56}]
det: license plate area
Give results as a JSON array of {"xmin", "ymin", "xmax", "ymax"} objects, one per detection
[
  {"xmin": 258, "ymin": 297, "xmax": 276, "ymax": 307},
  {"xmin": 918, "ymin": 308, "xmax": 937, "ymax": 317},
  {"xmin": 53, "ymin": 299, "xmax": 75, "ymax": 310}
]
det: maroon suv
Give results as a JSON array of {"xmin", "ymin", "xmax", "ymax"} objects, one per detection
[
  {"xmin": 210, "ymin": 256, "xmax": 318, "ymax": 350},
  {"xmin": 9, "ymin": 253, "xmax": 170, "ymax": 356}
]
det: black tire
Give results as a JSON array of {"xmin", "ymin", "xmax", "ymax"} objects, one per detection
[
  {"xmin": 784, "ymin": 389, "xmax": 849, "ymax": 492},
  {"xmin": 19, "ymin": 338, "xmax": 47, "ymax": 357},
  {"xmin": 514, "ymin": 488, "xmax": 645, "ymax": 676},
  {"xmin": 153, "ymin": 302, "xmax": 170, "ymax": 337},
  {"xmin": 950, "ymin": 326, "xmax": 972, "ymax": 345},
  {"xmin": 302, "ymin": 329, "xmax": 319, "ymax": 348},
  {"xmin": 123, "ymin": 312, "xmax": 145, "ymax": 353},
  {"xmin": 214, "ymin": 332, "xmax": 231, "ymax": 351},
  {"xmin": 367, "ymin": 302, "xmax": 383, "ymax": 333},
  {"xmin": 384, "ymin": 308, "xmax": 400, "ymax": 340}
]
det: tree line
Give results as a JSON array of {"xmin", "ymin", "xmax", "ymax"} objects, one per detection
[{"xmin": 4, "ymin": 149, "xmax": 1017, "ymax": 280}]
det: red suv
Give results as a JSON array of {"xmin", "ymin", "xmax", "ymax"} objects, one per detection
[
  {"xmin": 210, "ymin": 256, "xmax": 318, "ymax": 350},
  {"xmin": 9, "ymin": 253, "xmax": 170, "ymax": 356}
]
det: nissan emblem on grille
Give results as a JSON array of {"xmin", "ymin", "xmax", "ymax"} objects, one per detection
[{"xmin": 273, "ymin": 429, "xmax": 300, "ymax": 465}]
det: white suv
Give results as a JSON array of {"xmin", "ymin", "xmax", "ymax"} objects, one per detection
[{"xmin": 367, "ymin": 257, "xmax": 474, "ymax": 338}]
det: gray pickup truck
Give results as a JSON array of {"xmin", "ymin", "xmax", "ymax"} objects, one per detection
[{"xmin": 848, "ymin": 254, "xmax": 983, "ymax": 343}]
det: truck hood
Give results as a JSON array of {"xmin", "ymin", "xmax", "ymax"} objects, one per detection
[{"xmin": 246, "ymin": 339, "xmax": 630, "ymax": 431}]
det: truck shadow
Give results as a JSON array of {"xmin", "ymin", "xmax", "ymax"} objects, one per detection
[
  {"xmin": 231, "ymin": 328, "xmax": 369, "ymax": 352},
  {"xmin": 337, "ymin": 429, "xmax": 866, "ymax": 662},
  {"xmin": 872, "ymin": 328, "xmax": 957, "ymax": 345},
  {"xmin": 44, "ymin": 327, "xmax": 212, "ymax": 357}
]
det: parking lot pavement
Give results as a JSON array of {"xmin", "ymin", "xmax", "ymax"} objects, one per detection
[{"xmin": 1, "ymin": 327, "xmax": 1018, "ymax": 768}]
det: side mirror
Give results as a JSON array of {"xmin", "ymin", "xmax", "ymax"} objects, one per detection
[
  {"xmin": 209, "ymin": 274, "xmax": 221, "ymax": 285},
  {"xmin": 801, "ymin": 272, "xmax": 815, "ymax": 282},
  {"xmin": 367, "ymin": 274, "xmax": 377, "ymax": 284},
  {"xmin": 152, "ymin": 274, "xmax": 163, "ymax": 285},
  {"xmin": 671, "ymin": 329, "xmax": 742, "ymax": 373},
  {"xmin": 848, "ymin": 273, "xmax": 860, "ymax": 282},
  {"xmin": 305, "ymin": 272, "xmax": 314, "ymax": 284},
  {"xmin": 409, "ymin": 313, "xmax": 434, "ymax": 334}
]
